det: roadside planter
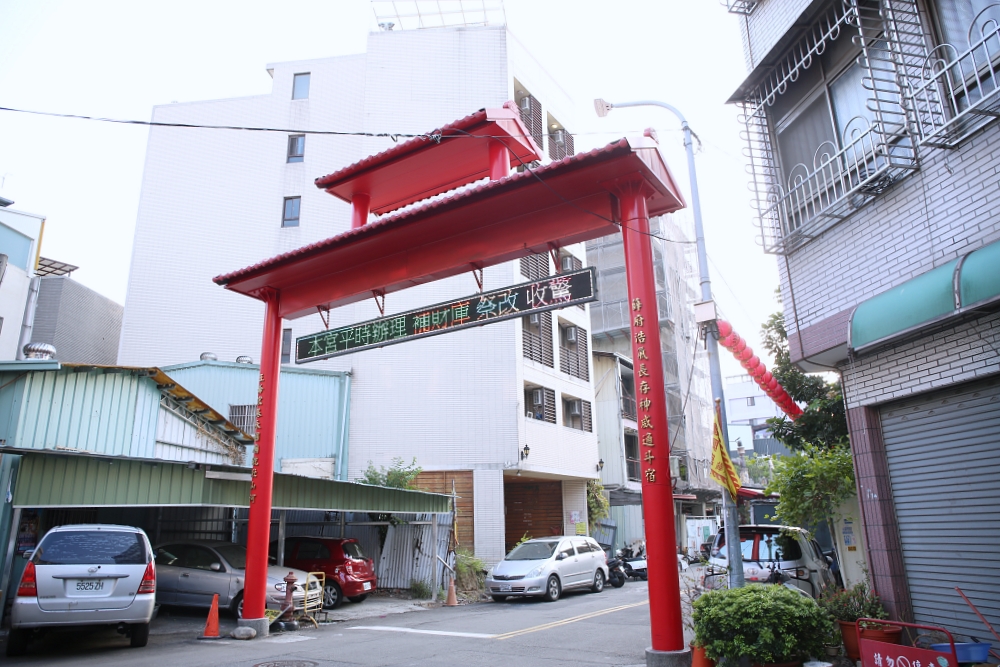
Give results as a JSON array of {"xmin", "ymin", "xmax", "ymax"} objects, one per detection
[
  {"xmin": 817, "ymin": 581, "xmax": 900, "ymax": 661},
  {"xmin": 693, "ymin": 585, "xmax": 829, "ymax": 667}
]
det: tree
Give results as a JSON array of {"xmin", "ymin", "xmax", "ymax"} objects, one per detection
[
  {"xmin": 360, "ymin": 457, "xmax": 422, "ymax": 489},
  {"xmin": 587, "ymin": 479, "xmax": 610, "ymax": 529},
  {"xmin": 761, "ymin": 310, "xmax": 848, "ymax": 451}
]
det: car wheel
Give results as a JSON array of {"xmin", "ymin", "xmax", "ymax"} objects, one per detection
[
  {"xmin": 324, "ymin": 582, "xmax": 344, "ymax": 609},
  {"xmin": 348, "ymin": 594, "xmax": 368, "ymax": 603},
  {"xmin": 230, "ymin": 592, "xmax": 244, "ymax": 619},
  {"xmin": 591, "ymin": 570, "xmax": 606, "ymax": 593},
  {"xmin": 5, "ymin": 628, "xmax": 30, "ymax": 657},
  {"xmin": 491, "ymin": 595, "xmax": 507, "ymax": 602},
  {"xmin": 542, "ymin": 575, "xmax": 560, "ymax": 602},
  {"xmin": 129, "ymin": 622, "xmax": 150, "ymax": 648}
]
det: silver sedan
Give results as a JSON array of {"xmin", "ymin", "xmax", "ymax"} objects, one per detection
[{"xmin": 154, "ymin": 541, "xmax": 321, "ymax": 617}]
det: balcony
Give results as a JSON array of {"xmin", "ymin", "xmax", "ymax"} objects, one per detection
[
  {"xmin": 621, "ymin": 395, "xmax": 637, "ymax": 421},
  {"xmin": 626, "ymin": 457, "xmax": 641, "ymax": 483}
]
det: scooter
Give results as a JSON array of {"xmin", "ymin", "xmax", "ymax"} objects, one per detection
[
  {"xmin": 619, "ymin": 546, "xmax": 648, "ymax": 581},
  {"xmin": 606, "ymin": 553, "xmax": 627, "ymax": 588}
]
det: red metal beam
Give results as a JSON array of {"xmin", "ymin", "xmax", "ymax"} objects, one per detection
[{"xmin": 216, "ymin": 137, "xmax": 686, "ymax": 319}]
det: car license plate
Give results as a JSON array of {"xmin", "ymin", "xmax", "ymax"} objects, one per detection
[
  {"xmin": 500, "ymin": 584, "xmax": 512, "ymax": 592},
  {"xmin": 363, "ymin": 582, "xmax": 372, "ymax": 591},
  {"xmin": 73, "ymin": 579, "xmax": 105, "ymax": 592}
]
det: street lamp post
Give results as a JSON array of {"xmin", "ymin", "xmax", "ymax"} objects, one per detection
[{"xmin": 594, "ymin": 99, "xmax": 745, "ymax": 592}]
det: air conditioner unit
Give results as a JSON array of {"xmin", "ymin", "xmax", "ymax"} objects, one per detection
[
  {"xmin": 519, "ymin": 96, "xmax": 532, "ymax": 113},
  {"xmin": 565, "ymin": 326, "xmax": 578, "ymax": 344},
  {"xmin": 669, "ymin": 456, "xmax": 681, "ymax": 478},
  {"xmin": 568, "ymin": 400, "xmax": 582, "ymax": 416},
  {"xmin": 553, "ymin": 128, "xmax": 567, "ymax": 146},
  {"xmin": 528, "ymin": 313, "xmax": 540, "ymax": 326},
  {"xmin": 526, "ymin": 412, "xmax": 534, "ymax": 419},
  {"xmin": 560, "ymin": 255, "xmax": 574, "ymax": 272},
  {"xmin": 531, "ymin": 389, "xmax": 544, "ymax": 406}
]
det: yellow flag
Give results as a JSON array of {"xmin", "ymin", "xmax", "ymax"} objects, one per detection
[{"xmin": 710, "ymin": 402, "xmax": 741, "ymax": 500}]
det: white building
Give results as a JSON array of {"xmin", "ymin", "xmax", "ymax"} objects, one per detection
[
  {"xmin": 119, "ymin": 22, "xmax": 602, "ymax": 563},
  {"xmin": 0, "ymin": 199, "xmax": 44, "ymax": 360},
  {"xmin": 725, "ymin": 373, "xmax": 781, "ymax": 443}
]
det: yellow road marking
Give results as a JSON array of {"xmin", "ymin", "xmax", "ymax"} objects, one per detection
[{"xmin": 493, "ymin": 600, "xmax": 649, "ymax": 640}]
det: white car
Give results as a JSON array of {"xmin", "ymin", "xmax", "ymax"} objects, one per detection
[
  {"xmin": 486, "ymin": 536, "xmax": 609, "ymax": 602},
  {"xmin": 704, "ymin": 525, "xmax": 835, "ymax": 597},
  {"xmin": 7, "ymin": 524, "xmax": 157, "ymax": 656}
]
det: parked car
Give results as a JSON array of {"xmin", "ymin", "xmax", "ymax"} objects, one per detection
[
  {"xmin": 486, "ymin": 536, "xmax": 609, "ymax": 602},
  {"xmin": 704, "ymin": 525, "xmax": 835, "ymax": 597},
  {"xmin": 7, "ymin": 524, "xmax": 157, "ymax": 656},
  {"xmin": 153, "ymin": 541, "xmax": 321, "ymax": 617},
  {"xmin": 270, "ymin": 537, "xmax": 376, "ymax": 609}
]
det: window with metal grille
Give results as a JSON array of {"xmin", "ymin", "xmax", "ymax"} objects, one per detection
[
  {"xmin": 520, "ymin": 253, "xmax": 549, "ymax": 280},
  {"xmin": 559, "ymin": 323, "xmax": 589, "ymax": 381},
  {"xmin": 518, "ymin": 94, "xmax": 544, "ymax": 153},
  {"xmin": 624, "ymin": 432, "xmax": 641, "ymax": 482},
  {"xmin": 281, "ymin": 328, "xmax": 293, "ymax": 364},
  {"xmin": 287, "ymin": 135, "xmax": 305, "ymax": 162},
  {"xmin": 522, "ymin": 311, "xmax": 553, "ymax": 367},
  {"xmin": 562, "ymin": 396, "xmax": 592, "ymax": 432},
  {"xmin": 229, "ymin": 404, "xmax": 257, "ymax": 437},
  {"xmin": 524, "ymin": 385, "xmax": 556, "ymax": 424},
  {"xmin": 282, "ymin": 197, "xmax": 301, "ymax": 228}
]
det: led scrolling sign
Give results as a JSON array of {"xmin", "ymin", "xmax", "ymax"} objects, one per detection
[{"xmin": 296, "ymin": 267, "xmax": 597, "ymax": 363}]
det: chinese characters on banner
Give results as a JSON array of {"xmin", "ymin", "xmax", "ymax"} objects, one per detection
[
  {"xmin": 859, "ymin": 638, "xmax": 954, "ymax": 667},
  {"xmin": 631, "ymin": 297, "xmax": 659, "ymax": 485},
  {"xmin": 296, "ymin": 267, "xmax": 596, "ymax": 363}
]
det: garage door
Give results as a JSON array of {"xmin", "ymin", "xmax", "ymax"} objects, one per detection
[
  {"xmin": 880, "ymin": 375, "xmax": 1000, "ymax": 643},
  {"xmin": 504, "ymin": 479, "xmax": 563, "ymax": 552}
]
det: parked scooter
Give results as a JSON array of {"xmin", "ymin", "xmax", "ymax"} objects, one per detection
[
  {"xmin": 606, "ymin": 552, "xmax": 627, "ymax": 588},
  {"xmin": 619, "ymin": 545, "xmax": 648, "ymax": 581}
]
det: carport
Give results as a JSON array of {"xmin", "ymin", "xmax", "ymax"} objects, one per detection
[{"xmin": 0, "ymin": 448, "xmax": 451, "ymax": 624}]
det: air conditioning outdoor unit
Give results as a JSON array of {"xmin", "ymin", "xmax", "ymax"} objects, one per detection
[
  {"xmin": 531, "ymin": 389, "xmax": 544, "ymax": 406},
  {"xmin": 569, "ymin": 400, "xmax": 582, "ymax": 416},
  {"xmin": 560, "ymin": 255, "xmax": 574, "ymax": 272},
  {"xmin": 528, "ymin": 313, "xmax": 540, "ymax": 325},
  {"xmin": 565, "ymin": 326, "xmax": 578, "ymax": 344},
  {"xmin": 519, "ymin": 96, "xmax": 532, "ymax": 113}
]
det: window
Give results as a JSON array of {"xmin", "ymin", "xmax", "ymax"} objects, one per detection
[
  {"xmin": 559, "ymin": 323, "xmax": 589, "ymax": 381},
  {"xmin": 935, "ymin": 1, "xmax": 1000, "ymax": 58},
  {"xmin": 524, "ymin": 385, "xmax": 556, "ymax": 424},
  {"xmin": 34, "ymin": 530, "xmax": 146, "ymax": 565},
  {"xmin": 295, "ymin": 541, "xmax": 330, "ymax": 560},
  {"xmin": 281, "ymin": 328, "xmax": 293, "ymax": 364},
  {"xmin": 522, "ymin": 311, "xmax": 553, "ymax": 367},
  {"xmin": 282, "ymin": 197, "xmax": 301, "ymax": 227},
  {"xmin": 625, "ymin": 432, "xmax": 640, "ymax": 482},
  {"xmin": 292, "ymin": 72, "xmax": 310, "ymax": 100},
  {"xmin": 747, "ymin": 397, "xmax": 756, "ymax": 407},
  {"xmin": 562, "ymin": 396, "xmax": 592, "ymax": 432},
  {"xmin": 287, "ymin": 134, "xmax": 305, "ymax": 163},
  {"xmin": 229, "ymin": 404, "xmax": 257, "ymax": 437}
]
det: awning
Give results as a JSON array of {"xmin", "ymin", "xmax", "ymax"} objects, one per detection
[
  {"xmin": 850, "ymin": 238, "xmax": 1000, "ymax": 352},
  {"xmin": 3, "ymin": 448, "xmax": 451, "ymax": 514}
]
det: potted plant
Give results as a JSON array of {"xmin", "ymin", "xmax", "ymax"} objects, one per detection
[
  {"xmin": 693, "ymin": 584, "xmax": 828, "ymax": 667},
  {"xmin": 680, "ymin": 575, "xmax": 713, "ymax": 667},
  {"xmin": 817, "ymin": 581, "xmax": 902, "ymax": 661}
]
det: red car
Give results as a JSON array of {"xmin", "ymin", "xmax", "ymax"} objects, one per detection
[{"xmin": 272, "ymin": 537, "xmax": 376, "ymax": 609}]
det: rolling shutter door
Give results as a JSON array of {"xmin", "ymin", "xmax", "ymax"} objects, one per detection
[
  {"xmin": 879, "ymin": 375, "xmax": 1000, "ymax": 643},
  {"xmin": 503, "ymin": 480, "xmax": 563, "ymax": 552}
]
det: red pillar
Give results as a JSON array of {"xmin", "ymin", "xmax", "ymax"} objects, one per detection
[
  {"xmin": 613, "ymin": 179, "xmax": 685, "ymax": 652},
  {"xmin": 351, "ymin": 193, "xmax": 371, "ymax": 229},
  {"xmin": 488, "ymin": 139, "xmax": 510, "ymax": 181},
  {"xmin": 243, "ymin": 288, "xmax": 283, "ymax": 623}
]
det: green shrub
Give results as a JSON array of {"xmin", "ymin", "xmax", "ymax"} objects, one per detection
[
  {"xmin": 817, "ymin": 581, "xmax": 887, "ymax": 626},
  {"xmin": 693, "ymin": 584, "xmax": 829, "ymax": 664},
  {"xmin": 454, "ymin": 547, "xmax": 486, "ymax": 593},
  {"xmin": 409, "ymin": 578, "xmax": 431, "ymax": 599}
]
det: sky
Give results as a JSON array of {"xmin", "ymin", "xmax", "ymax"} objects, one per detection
[{"xmin": 0, "ymin": 0, "xmax": 781, "ymax": 384}]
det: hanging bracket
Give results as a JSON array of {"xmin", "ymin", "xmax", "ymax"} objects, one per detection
[
  {"xmin": 549, "ymin": 244, "xmax": 562, "ymax": 274},
  {"xmin": 471, "ymin": 265, "xmax": 484, "ymax": 292},
  {"xmin": 316, "ymin": 306, "xmax": 331, "ymax": 330},
  {"xmin": 372, "ymin": 289, "xmax": 386, "ymax": 316}
]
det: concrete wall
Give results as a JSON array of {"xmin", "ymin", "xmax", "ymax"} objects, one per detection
[{"xmin": 32, "ymin": 277, "xmax": 122, "ymax": 365}]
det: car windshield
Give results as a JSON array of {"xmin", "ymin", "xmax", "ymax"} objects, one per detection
[
  {"xmin": 506, "ymin": 541, "xmax": 558, "ymax": 561},
  {"xmin": 34, "ymin": 530, "xmax": 146, "ymax": 565},
  {"xmin": 214, "ymin": 544, "xmax": 247, "ymax": 569},
  {"xmin": 343, "ymin": 541, "xmax": 367, "ymax": 560}
]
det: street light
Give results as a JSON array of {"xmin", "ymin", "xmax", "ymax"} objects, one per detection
[{"xmin": 595, "ymin": 98, "xmax": 745, "ymax": 590}]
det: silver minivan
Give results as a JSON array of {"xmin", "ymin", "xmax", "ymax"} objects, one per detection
[
  {"xmin": 486, "ymin": 536, "xmax": 609, "ymax": 602},
  {"xmin": 7, "ymin": 524, "xmax": 157, "ymax": 656}
]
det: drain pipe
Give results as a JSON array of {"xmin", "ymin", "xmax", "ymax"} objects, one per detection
[{"xmin": 16, "ymin": 276, "xmax": 41, "ymax": 360}]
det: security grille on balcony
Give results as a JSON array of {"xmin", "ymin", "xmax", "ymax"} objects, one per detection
[
  {"xmin": 522, "ymin": 310, "xmax": 553, "ymax": 367},
  {"xmin": 722, "ymin": 0, "xmax": 758, "ymax": 14},
  {"xmin": 520, "ymin": 252, "xmax": 549, "ymax": 280},
  {"xmin": 908, "ymin": 3, "xmax": 1000, "ymax": 148},
  {"xmin": 738, "ymin": 0, "xmax": 922, "ymax": 255},
  {"xmin": 559, "ymin": 324, "xmax": 590, "ymax": 381}
]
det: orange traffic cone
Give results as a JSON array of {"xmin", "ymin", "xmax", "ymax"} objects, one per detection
[
  {"xmin": 198, "ymin": 593, "xmax": 221, "ymax": 640},
  {"xmin": 445, "ymin": 578, "xmax": 459, "ymax": 607}
]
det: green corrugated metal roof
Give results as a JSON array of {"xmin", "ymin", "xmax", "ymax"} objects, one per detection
[
  {"xmin": 850, "ymin": 237, "xmax": 1000, "ymax": 352},
  {"xmin": 7, "ymin": 449, "xmax": 450, "ymax": 514}
]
